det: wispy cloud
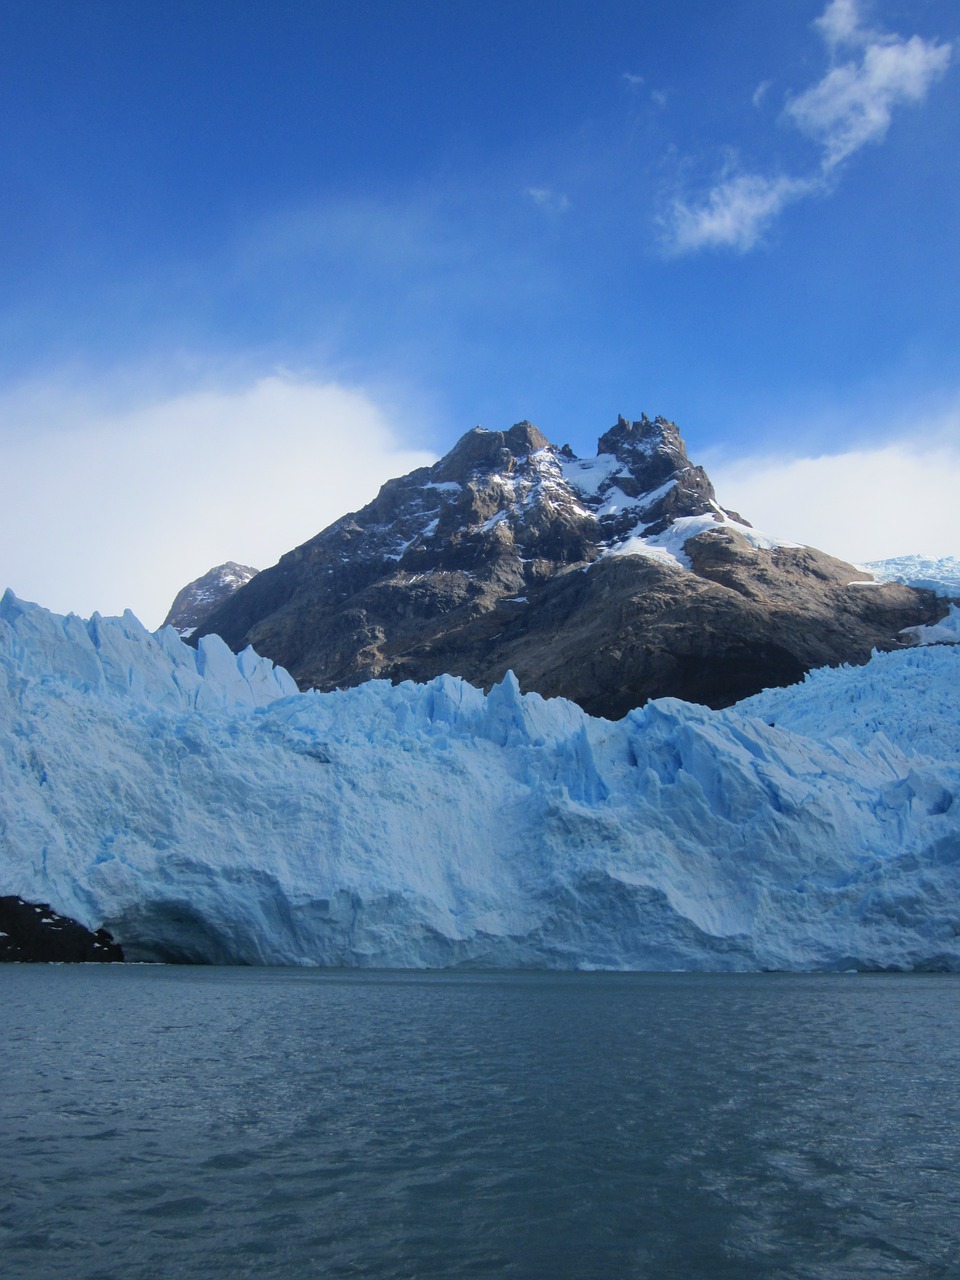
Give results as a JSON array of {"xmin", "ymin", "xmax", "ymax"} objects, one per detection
[
  {"xmin": 622, "ymin": 71, "xmax": 668, "ymax": 109},
  {"xmin": 751, "ymin": 79, "xmax": 773, "ymax": 108},
  {"xmin": 786, "ymin": 24, "xmax": 952, "ymax": 169},
  {"xmin": 668, "ymin": 172, "xmax": 817, "ymax": 255},
  {"xmin": 525, "ymin": 186, "xmax": 571, "ymax": 214},
  {"xmin": 815, "ymin": 0, "xmax": 871, "ymax": 49},
  {"xmin": 665, "ymin": 0, "xmax": 951, "ymax": 254}
]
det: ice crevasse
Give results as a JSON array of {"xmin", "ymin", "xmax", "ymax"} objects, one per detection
[{"xmin": 1, "ymin": 587, "xmax": 959, "ymax": 970}]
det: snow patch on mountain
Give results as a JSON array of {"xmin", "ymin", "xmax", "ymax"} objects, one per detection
[
  {"xmin": 606, "ymin": 512, "xmax": 789, "ymax": 570},
  {"xmin": 559, "ymin": 450, "xmax": 624, "ymax": 498}
]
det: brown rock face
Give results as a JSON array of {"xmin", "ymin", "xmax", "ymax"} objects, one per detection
[
  {"xmin": 193, "ymin": 416, "xmax": 948, "ymax": 717},
  {"xmin": 162, "ymin": 562, "xmax": 259, "ymax": 636}
]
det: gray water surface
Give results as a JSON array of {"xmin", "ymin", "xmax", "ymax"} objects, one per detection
[{"xmin": 2, "ymin": 967, "xmax": 959, "ymax": 1279}]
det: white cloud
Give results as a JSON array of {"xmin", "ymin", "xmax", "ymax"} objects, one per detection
[
  {"xmin": 667, "ymin": 173, "xmax": 816, "ymax": 254},
  {"xmin": 525, "ymin": 186, "xmax": 571, "ymax": 214},
  {"xmin": 815, "ymin": 0, "xmax": 868, "ymax": 50},
  {"xmin": 665, "ymin": 0, "xmax": 951, "ymax": 254},
  {"xmin": 786, "ymin": 32, "xmax": 952, "ymax": 169},
  {"xmin": 751, "ymin": 79, "xmax": 773, "ymax": 108},
  {"xmin": 622, "ymin": 72, "xmax": 645, "ymax": 88},
  {"xmin": 711, "ymin": 436, "xmax": 960, "ymax": 563},
  {"xmin": 0, "ymin": 373, "xmax": 436, "ymax": 629}
]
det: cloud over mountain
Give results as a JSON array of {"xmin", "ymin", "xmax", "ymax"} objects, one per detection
[{"xmin": 666, "ymin": 0, "xmax": 952, "ymax": 253}]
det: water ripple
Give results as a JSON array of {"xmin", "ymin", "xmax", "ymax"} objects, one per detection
[{"xmin": 2, "ymin": 968, "xmax": 960, "ymax": 1279}]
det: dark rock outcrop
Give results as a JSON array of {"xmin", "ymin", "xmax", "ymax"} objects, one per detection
[
  {"xmin": 163, "ymin": 562, "xmax": 259, "ymax": 636},
  {"xmin": 0, "ymin": 897, "xmax": 124, "ymax": 963},
  {"xmin": 193, "ymin": 416, "xmax": 948, "ymax": 717}
]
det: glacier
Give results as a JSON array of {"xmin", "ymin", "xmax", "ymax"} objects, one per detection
[
  {"xmin": 1, "ymin": 587, "xmax": 959, "ymax": 971},
  {"xmin": 863, "ymin": 553, "xmax": 960, "ymax": 598}
]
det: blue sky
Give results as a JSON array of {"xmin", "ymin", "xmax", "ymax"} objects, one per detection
[{"xmin": 1, "ymin": 0, "xmax": 958, "ymax": 625}]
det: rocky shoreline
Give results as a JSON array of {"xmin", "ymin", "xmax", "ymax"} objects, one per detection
[{"xmin": 0, "ymin": 896, "xmax": 124, "ymax": 963}]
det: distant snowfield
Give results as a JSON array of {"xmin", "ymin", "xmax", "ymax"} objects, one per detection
[
  {"xmin": 863, "ymin": 554, "xmax": 960, "ymax": 599},
  {"xmin": 1, "ymin": 588, "xmax": 959, "ymax": 971}
]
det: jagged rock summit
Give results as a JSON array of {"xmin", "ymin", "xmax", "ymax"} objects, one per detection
[
  {"xmin": 194, "ymin": 415, "xmax": 947, "ymax": 717},
  {"xmin": 163, "ymin": 561, "xmax": 259, "ymax": 636}
]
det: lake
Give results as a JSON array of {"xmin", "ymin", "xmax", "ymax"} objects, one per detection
[{"xmin": 2, "ymin": 967, "xmax": 959, "ymax": 1278}]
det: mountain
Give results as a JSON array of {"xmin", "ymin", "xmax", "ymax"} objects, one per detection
[
  {"xmin": 193, "ymin": 416, "xmax": 947, "ymax": 718},
  {"xmin": 2, "ymin": 591, "xmax": 959, "ymax": 970},
  {"xmin": 863, "ymin": 554, "xmax": 960, "ymax": 598},
  {"xmin": 163, "ymin": 561, "xmax": 259, "ymax": 636}
]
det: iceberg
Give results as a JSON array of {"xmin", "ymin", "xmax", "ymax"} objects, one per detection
[{"xmin": 1, "ymin": 588, "xmax": 958, "ymax": 970}]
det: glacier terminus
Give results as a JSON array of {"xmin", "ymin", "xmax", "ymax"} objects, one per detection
[{"xmin": 1, "ymin": 588, "xmax": 959, "ymax": 971}]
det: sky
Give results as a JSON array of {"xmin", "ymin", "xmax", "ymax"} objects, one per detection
[{"xmin": 1, "ymin": 0, "xmax": 958, "ymax": 627}]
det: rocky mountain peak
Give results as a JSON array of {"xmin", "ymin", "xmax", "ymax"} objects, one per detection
[
  {"xmin": 433, "ymin": 421, "xmax": 551, "ymax": 483},
  {"xmin": 163, "ymin": 561, "xmax": 259, "ymax": 637},
  {"xmin": 599, "ymin": 411, "xmax": 684, "ymax": 455},
  {"xmin": 584, "ymin": 413, "xmax": 735, "ymax": 536},
  {"xmin": 598, "ymin": 413, "xmax": 695, "ymax": 489}
]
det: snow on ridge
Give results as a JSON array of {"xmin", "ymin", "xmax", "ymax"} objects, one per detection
[
  {"xmin": 559, "ymin": 451, "xmax": 625, "ymax": 498},
  {"xmin": 465, "ymin": 447, "xmax": 596, "ymax": 531},
  {"xmin": 603, "ymin": 512, "xmax": 786, "ymax": 569},
  {"xmin": 1, "ymin": 592, "xmax": 959, "ymax": 971},
  {"xmin": 593, "ymin": 477, "xmax": 680, "ymax": 521}
]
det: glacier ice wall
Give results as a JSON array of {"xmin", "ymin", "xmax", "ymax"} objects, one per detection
[{"xmin": 1, "ymin": 588, "xmax": 959, "ymax": 970}]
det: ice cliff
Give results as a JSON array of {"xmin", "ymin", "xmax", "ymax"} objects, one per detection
[{"xmin": 1, "ymin": 587, "xmax": 959, "ymax": 971}]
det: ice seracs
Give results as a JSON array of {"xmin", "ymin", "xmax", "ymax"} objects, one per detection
[
  {"xmin": 0, "ymin": 588, "xmax": 297, "ymax": 711},
  {"xmin": 2, "ymin": 592, "xmax": 959, "ymax": 971},
  {"xmin": 901, "ymin": 603, "xmax": 960, "ymax": 647}
]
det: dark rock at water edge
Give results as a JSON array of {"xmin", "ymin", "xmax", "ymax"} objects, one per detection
[{"xmin": 0, "ymin": 897, "xmax": 124, "ymax": 963}]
